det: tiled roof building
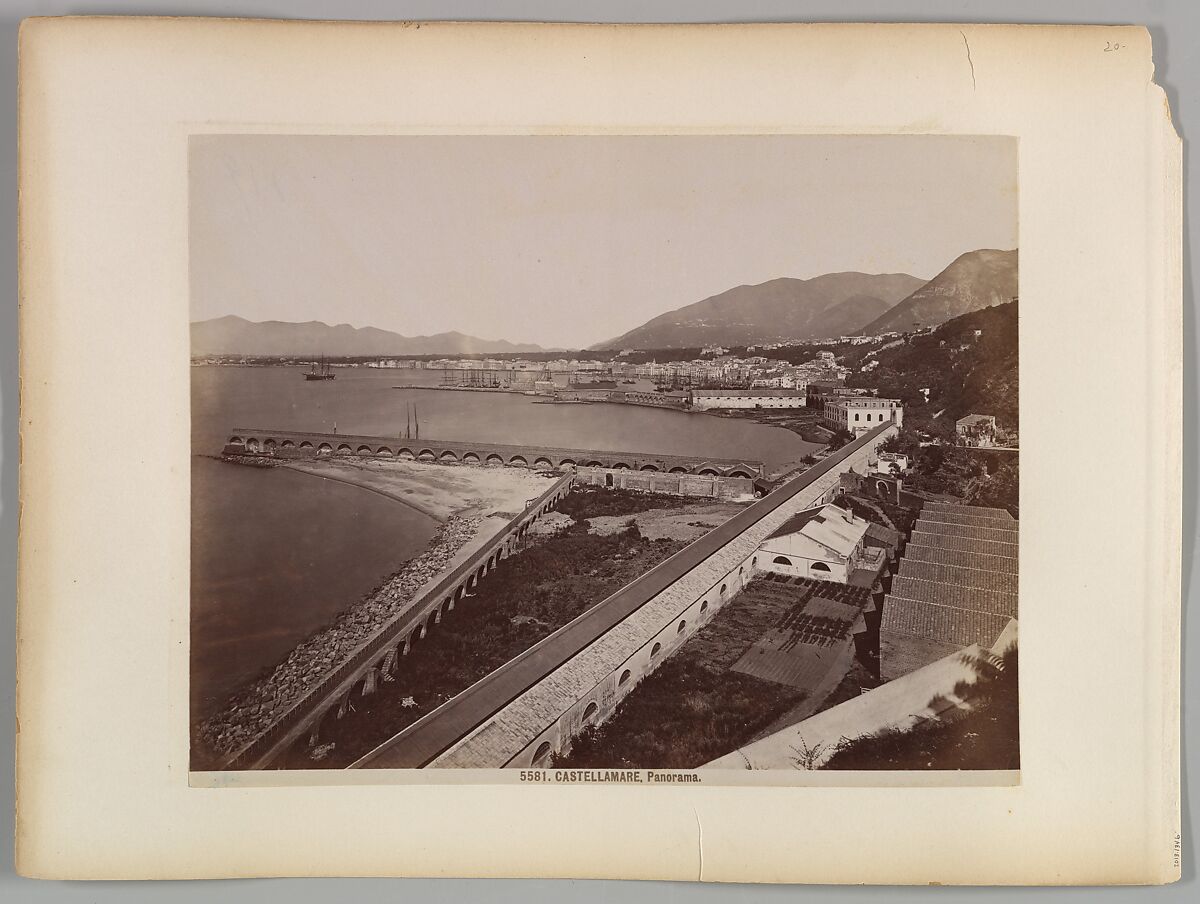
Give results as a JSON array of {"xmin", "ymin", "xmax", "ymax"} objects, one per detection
[{"xmin": 881, "ymin": 502, "xmax": 1018, "ymax": 680}]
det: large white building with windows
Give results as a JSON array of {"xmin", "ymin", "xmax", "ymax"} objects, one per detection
[
  {"xmin": 756, "ymin": 503, "xmax": 872, "ymax": 584},
  {"xmin": 823, "ymin": 396, "xmax": 903, "ymax": 435}
]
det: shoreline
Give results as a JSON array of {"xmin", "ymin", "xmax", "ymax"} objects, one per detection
[{"xmin": 277, "ymin": 462, "xmax": 447, "ymax": 522}]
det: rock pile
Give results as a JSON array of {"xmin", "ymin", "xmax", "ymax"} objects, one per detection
[{"xmin": 195, "ymin": 516, "xmax": 481, "ymax": 760}]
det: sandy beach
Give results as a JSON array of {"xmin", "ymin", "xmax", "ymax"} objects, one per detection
[{"xmin": 284, "ymin": 457, "xmax": 560, "ymax": 522}]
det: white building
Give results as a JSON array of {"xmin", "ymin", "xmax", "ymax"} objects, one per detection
[
  {"xmin": 691, "ymin": 389, "xmax": 808, "ymax": 410},
  {"xmin": 757, "ymin": 504, "xmax": 870, "ymax": 584},
  {"xmin": 823, "ymin": 397, "xmax": 903, "ymax": 435}
]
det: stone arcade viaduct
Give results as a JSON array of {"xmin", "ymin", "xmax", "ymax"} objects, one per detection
[{"xmin": 223, "ymin": 428, "xmax": 764, "ymax": 478}]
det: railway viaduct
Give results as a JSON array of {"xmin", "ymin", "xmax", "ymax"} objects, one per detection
[
  {"xmin": 223, "ymin": 428, "xmax": 763, "ymax": 478},
  {"xmin": 217, "ymin": 473, "xmax": 576, "ymax": 770}
]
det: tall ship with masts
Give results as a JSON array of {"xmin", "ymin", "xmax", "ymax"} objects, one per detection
[{"xmin": 304, "ymin": 357, "xmax": 336, "ymax": 381}]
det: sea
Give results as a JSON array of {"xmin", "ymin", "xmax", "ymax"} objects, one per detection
[{"xmin": 190, "ymin": 365, "xmax": 820, "ymax": 721}]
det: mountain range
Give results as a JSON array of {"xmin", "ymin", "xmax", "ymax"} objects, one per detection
[
  {"xmin": 189, "ymin": 316, "xmax": 546, "ymax": 357},
  {"xmin": 192, "ymin": 248, "xmax": 1018, "ymax": 356},
  {"xmin": 593, "ymin": 248, "xmax": 1018, "ymax": 349},
  {"xmin": 592, "ymin": 272, "xmax": 926, "ymax": 350}
]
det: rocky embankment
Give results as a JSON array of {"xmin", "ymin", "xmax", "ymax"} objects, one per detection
[{"xmin": 194, "ymin": 515, "xmax": 481, "ymax": 763}]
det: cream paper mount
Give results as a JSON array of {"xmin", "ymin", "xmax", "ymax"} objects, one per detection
[{"xmin": 16, "ymin": 19, "xmax": 1181, "ymax": 883}]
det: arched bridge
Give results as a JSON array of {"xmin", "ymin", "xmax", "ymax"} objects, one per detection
[{"xmin": 222, "ymin": 428, "xmax": 764, "ymax": 478}]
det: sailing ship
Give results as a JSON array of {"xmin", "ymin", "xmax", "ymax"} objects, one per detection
[{"xmin": 304, "ymin": 357, "xmax": 336, "ymax": 381}]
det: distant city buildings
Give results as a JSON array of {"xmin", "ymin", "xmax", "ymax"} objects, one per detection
[{"xmin": 691, "ymin": 389, "xmax": 808, "ymax": 410}]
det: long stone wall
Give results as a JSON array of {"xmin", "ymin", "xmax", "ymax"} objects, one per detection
[
  {"xmin": 425, "ymin": 423, "xmax": 898, "ymax": 769},
  {"xmin": 572, "ymin": 467, "xmax": 756, "ymax": 500}
]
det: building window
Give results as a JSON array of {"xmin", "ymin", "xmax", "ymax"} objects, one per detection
[
  {"xmin": 582, "ymin": 702, "xmax": 598, "ymax": 724},
  {"xmin": 700, "ymin": 600, "xmax": 708, "ymax": 613},
  {"xmin": 854, "ymin": 413, "xmax": 860, "ymax": 421},
  {"xmin": 677, "ymin": 620, "xmax": 687, "ymax": 634},
  {"xmin": 811, "ymin": 562, "xmax": 831, "ymax": 573},
  {"xmin": 619, "ymin": 669, "xmax": 631, "ymax": 686},
  {"xmin": 720, "ymin": 583, "xmax": 728, "ymax": 595},
  {"xmin": 651, "ymin": 642, "xmax": 662, "ymax": 658},
  {"xmin": 773, "ymin": 555, "xmax": 792, "ymax": 566},
  {"xmin": 533, "ymin": 742, "xmax": 553, "ymax": 767}
]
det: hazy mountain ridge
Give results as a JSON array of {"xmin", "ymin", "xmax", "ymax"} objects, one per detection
[
  {"xmin": 190, "ymin": 315, "xmax": 546, "ymax": 357},
  {"xmin": 861, "ymin": 249, "xmax": 1018, "ymax": 335},
  {"xmin": 593, "ymin": 272, "xmax": 927, "ymax": 350}
]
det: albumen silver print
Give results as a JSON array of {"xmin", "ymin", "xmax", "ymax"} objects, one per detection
[{"xmin": 189, "ymin": 134, "xmax": 1019, "ymax": 776}]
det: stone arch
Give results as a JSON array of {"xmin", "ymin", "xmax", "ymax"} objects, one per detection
[
  {"xmin": 356, "ymin": 445, "xmax": 373, "ymax": 455},
  {"xmin": 721, "ymin": 583, "xmax": 728, "ymax": 596},
  {"xmin": 410, "ymin": 627, "xmax": 421, "ymax": 647},
  {"xmin": 700, "ymin": 600, "xmax": 709, "ymax": 614},
  {"xmin": 336, "ymin": 444, "xmax": 353, "ymax": 454},
  {"xmin": 417, "ymin": 449, "xmax": 436, "ymax": 461},
  {"xmin": 439, "ymin": 450, "xmax": 459, "ymax": 462},
  {"xmin": 299, "ymin": 441, "xmax": 314, "ymax": 450},
  {"xmin": 280, "ymin": 440, "xmax": 295, "ymax": 450},
  {"xmin": 669, "ymin": 466, "xmax": 688, "ymax": 474},
  {"xmin": 429, "ymin": 607, "xmax": 441, "ymax": 627},
  {"xmin": 376, "ymin": 447, "xmax": 394, "ymax": 457},
  {"xmin": 651, "ymin": 642, "xmax": 662, "ymax": 658},
  {"xmin": 486, "ymin": 453, "xmax": 505, "ymax": 466},
  {"xmin": 228, "ymin": 435, "xmax": 244, "ymax": 446},
  {"xmin": 876, "ymin": 480, "xmax": 890, "ymax": 498},
  {"xmin": 639, "ymin": 464, "xmax": 659, "ymax": 472},
  {"xmin": 509, "ymin": 455, "xmax": 528, "ymax": 466},
  {"xmin": 317, "ymin": 442, "xmax": 333, "ymax": 453},
  {"xmin": 462, "ymin": 452, "xmax": 480, "ymax": 464},
  {"xmin": 584, "ymin": 460, "xmax": 604, "ymax": 468},
  {"xmin": 729, "ymin": 468, "xmax": 754, "ymax": 478},
  {"xmin": 441, "ymin": 598, "xmax": 452, "ymax": 617},
  {"xmin": 245, "ymin": 438, "xmax": 261, "ymax": 452},
  {"xmin": 398, "ymin": 448, "xmax": 415, "ymax": 460},
  {"xmin": 611, "ymin": 461, "xmax": 631, "ymax": 470},
  {"xmin": 698, "ymin": 468, "xmax": 719, "ymax": 476},
  {"xmin": 619, "ymin": 669, "xmax": 632, "ymax": 686},
  {"xmin": 558, "ymin": 458, "xmax": 576, "ymax": 468},
  {"xmin": 263, "ymin": 439, "xmax": 278, "ymax": 452},
  {"xmin": 811, "ymin": 562, "xmax": 832, "ymax": 574},
  {"xmin": 533, "ymin": 457, "xmax": 553, "ymax": 469},
  {"xmin": 773, "ymin": 555, "xmax": 792, "ymax": 566},
  {"xmin": 532, "ymin": 742, "xmax": 553, "ymax": 768},
  {"xmin": 582, "ymin": 702, "xmax": 599, "ymax": 725},
  {"xmin": 677, "ymin": 619, "xmax": 687, "ymax": 634}
]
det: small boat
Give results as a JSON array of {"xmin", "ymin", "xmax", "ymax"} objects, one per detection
[{"xmin": 305, "ymin": 358, "xmax": 335, "ymax": 381}]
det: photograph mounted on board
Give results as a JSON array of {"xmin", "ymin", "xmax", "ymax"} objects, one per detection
[{"xmin": 189, "ymin": 134, "xmax": 1019, "ymax": 777}]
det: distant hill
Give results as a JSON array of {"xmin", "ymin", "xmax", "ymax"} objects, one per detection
[
  {"xmin": 592, "ymin": 272, "xmax": 926, "ymax": 350},
  {"xmin": 861, "ymin": 249, "xmax": 1018, "ymax": 335},
  {"xmin": 190, "ymin": 316, "xmax": 546, "ymax": 357},
  {"xmin": 848, "ymin": 299, "xmax": 1019, "ymax": 430}
]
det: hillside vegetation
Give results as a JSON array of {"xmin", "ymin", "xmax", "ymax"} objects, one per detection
[{"xmin": 849, "ymin": 300, "xmax": 1018, "ymax": 433}]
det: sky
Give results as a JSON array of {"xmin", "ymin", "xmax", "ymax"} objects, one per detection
[{"xmin": 190, "ymin": 134, "xmax": 1017, "ymax": 349}]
